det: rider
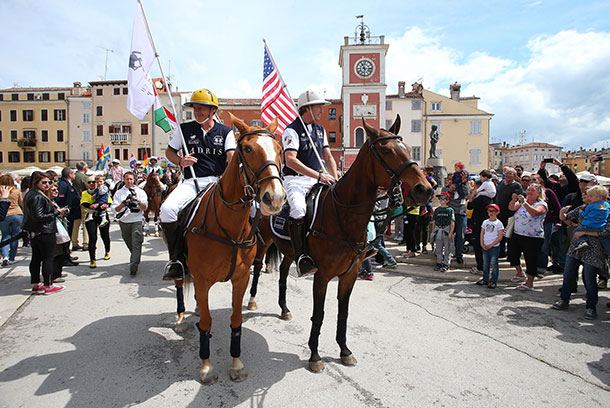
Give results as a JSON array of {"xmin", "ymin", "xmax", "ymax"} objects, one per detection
[
  {"xmin": 159, "ymin": 88, "xmax": 236, "ymax": 280},
  {"xmin": 144, "ymin": 156, "xmax": 163, "ymax": 177},
  {"xmin": 283, "ymin": 90, "xmax": 338, "ymax": 276}
]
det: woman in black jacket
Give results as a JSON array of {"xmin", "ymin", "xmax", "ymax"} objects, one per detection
[
  {"xmin": 22, "ymin": 171, "xmax": 68, "ymax": 295},
  {"xmin": 467, "ymin": 180, "xmax": 493, "ymax": 274}
]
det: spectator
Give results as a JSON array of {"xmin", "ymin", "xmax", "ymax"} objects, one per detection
[
  {"xmin": 81, "ymin": 175, "xmax": 112, "ymax": 268},
  {"xmin": 22, "ymin": 171, "xmax": 67, "ymax": 295},
  {"xmin": 430, "ymin": 192, "xmax": 455, "ymax": 272},
  {"xmin": 71, "ymin": 161, "xmax": 89, "ymax": 252},
  {"xmin": 467, "ymin": 180, "xmax": 493, "ymax": 275},
  {"xmin": 509, "ymin": 183, "xmax": 548, "ymax": 290},
  {"xmin": 443, "ymin": 170, "xmax": 470, "ymax": 265},
  {"xmin": 495, "ymin": 168, "xmax": 524, "ymax": 260},
  {"xmin": 572, "ymin": 185, "xmax": 610, "ymax": 253},
  {"xmin": 371, "ymin": 188, "xmax": 398, "ymax": 269},
  {"xmin": 45, "ymin": 183, "xmax": 70, "ymax": 284},
  {"xmin": 0, "ymin": 186, "xmax": 12, "ymax": 222},
  {"xmin": 451, "ymin": 162, "xmax": 467, "ymax": 200},
  {"xmin": 111, "ymin": 172, "xmax": 148, "ymax": 275},
  {"xmin": 537, "ymin": 158, "xmax": 578, "ymax": 204},
  {"xmin": 476, "ymin": 204, "xmax": 504, "ymax": 289},
  {"xmin": 531, "ymin": 172, "xmax": 562, "ymax": 276},
  {"xmin": 55, "ymin": 167, "xmax": 80, "ymax": 266},
  {"xmin": 0, "ymin": 174, "xmax": 23, "ymax": 266},
  {"xmin": 474, "ymin": 169, "xmax": 496, "ymax": 200},
  {"xmin": 514, "ymin": 165, "xmax": 524, "ymax": 184}
]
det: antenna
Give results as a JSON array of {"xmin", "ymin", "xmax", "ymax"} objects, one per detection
[{"xmin": 98, "ymin": 46, "xmax": 114, "ymax": 80}]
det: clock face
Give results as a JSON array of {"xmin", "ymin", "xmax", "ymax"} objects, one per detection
[{"xmin": 354, "ymin": 58, "xmax": 375, "ymax": 78}]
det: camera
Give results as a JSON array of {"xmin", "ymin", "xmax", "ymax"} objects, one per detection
[
  {"xmin": 124, "ymin": 189, "xmax": 141, "ymax": 213},
  {"xmin": 543, "ymin": 158, "xmax": 554, "ymax": 163}
]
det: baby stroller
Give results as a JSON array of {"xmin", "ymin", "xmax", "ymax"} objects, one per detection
[{"xmin": 463, "ymin": 226, "xmax": 473, "ymax": 253}]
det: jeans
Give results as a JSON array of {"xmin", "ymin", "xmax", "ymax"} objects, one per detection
[
  {"xmin": 454, "ymin": 213, "xmax": 467, "ymax": 259},
  {"xmin": 537, "ymin": 222, "xmax": 555, "ymax": 270},
  {"xmin": 560, "ymin": 255, "xmax": 599, "ymax": 310},
  {"xmin": 0, "ymin": 214, "xmax": 23, "ymax": 260},
  {"xmin": 549, "ymin": 225, "xmax": 566, "ymax": 267},
  {"xmin": 30, "ymin": 233, "xmax": 55, "ymax": 286},
  {"xmin": 482, "ymin": 246, "xmax": 500, "ymax": 283},
  {"xmin": 471, "ymin": 223, "xmax": 484, "ymax": 271}
]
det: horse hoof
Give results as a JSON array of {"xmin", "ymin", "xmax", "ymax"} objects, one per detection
[
  {"xmin": 230, "ymin": 367, "xmax": 248, "ymax": 382},
  {"xmin": 199, "ymin": 367, "xmax": 218, "ymax": 385},
  {"xmin": 280, "ymin": 312, "xmax": 292, "ymax": 320},
  {"xmin": 175, "ymin": 314, "xmax": 186, "ymax": 333},
  {"xmin": 309, "ymin": 360, "xmax": 325, "ymax": 373},
  {"xmin": 247, "ymin": 300, "xmax": 258, "ymax": 311},
  {"xmin": 341, "ymin": 353, "xmax": 357, "ymax": 366}
]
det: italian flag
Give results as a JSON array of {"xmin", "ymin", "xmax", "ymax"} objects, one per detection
[{"xmin": 154, "ymin": 88, "xmax": 177, "ymax": 133}]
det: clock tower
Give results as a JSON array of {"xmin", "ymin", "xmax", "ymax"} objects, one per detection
[{"xmin": 339, "ymin": 17, "xmax": 389, "ymax": 169}]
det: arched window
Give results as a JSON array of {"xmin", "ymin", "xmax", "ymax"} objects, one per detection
[{"xmin": 355, "ymin": 127, "xmax": 365, "ymax": 147}]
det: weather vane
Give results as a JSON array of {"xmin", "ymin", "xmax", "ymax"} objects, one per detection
[{"xmin": 355, "ymin": 15, "xmax": 370, "ymax": 45}]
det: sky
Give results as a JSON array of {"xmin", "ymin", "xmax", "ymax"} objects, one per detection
[{"xmin": 2, "ymin": 0, "xmax": 610, "ymax": 151}]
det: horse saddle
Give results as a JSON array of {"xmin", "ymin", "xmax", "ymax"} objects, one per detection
[
  {"xmin": 270, "ymin": 183, "xmax": 328, "ymax": 240},
  {"xmin": 176, "ymin": 182, "xmax": 215, "ymax": 240}
]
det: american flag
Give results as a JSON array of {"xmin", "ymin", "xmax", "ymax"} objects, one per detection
[{"xmin": 261, "ymin": 44, "xmax": 297, "ymax": 133}]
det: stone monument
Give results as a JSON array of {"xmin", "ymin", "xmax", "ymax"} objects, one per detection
[{"xmin": 427, "ymin": 125, "xmax": 446, "ymax": 188}]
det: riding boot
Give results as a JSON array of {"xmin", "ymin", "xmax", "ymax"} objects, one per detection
[
  {"xmin": 160, "ymin": 221, "xmax": 187, "ymax": 280},
  {"xmin": 288, "ymin": 217, "xmax": 317, "ymax": 276}
]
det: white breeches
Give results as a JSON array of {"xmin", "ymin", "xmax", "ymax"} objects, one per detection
[
  {"xmin": 159, "ymin": 176, "xmax": 218, "ymax": 223},
  {"xmin": 284, "ymin": 175, "xmax": 317, "ymax": 219}
]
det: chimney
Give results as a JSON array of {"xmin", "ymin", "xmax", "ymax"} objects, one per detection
[
  {"xmin": 72, "ymin": 81, "xmax": 82, "ymax": 96},
  {"xmin": 398, "ymin": 81, "xmax": 405, "ymax": 98},
  {"xmin": 450, "ymin": 81, "xmax": 461, "ymax": 101}
]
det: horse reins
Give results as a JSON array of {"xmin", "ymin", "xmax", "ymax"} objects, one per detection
[{"xmin": 188, "ymin": 129, "xmax": 283, "ymax": 282}]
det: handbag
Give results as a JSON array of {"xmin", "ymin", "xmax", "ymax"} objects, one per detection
[
  {"xmin": 56, "ymin": 218, "xmax": 70, "ymax": 244},
  {"xmin": 504, "ymin": 216, "xmax": 515, "ymax": 239}
]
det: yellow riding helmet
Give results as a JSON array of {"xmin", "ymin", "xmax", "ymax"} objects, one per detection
[{"xmin": 184, "ymin": 88, "xmax": 219, "ymax": 108}]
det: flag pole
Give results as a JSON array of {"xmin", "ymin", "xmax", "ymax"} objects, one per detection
[
  {"xmin": 137, "ymin": 0, "xmax": 199, "ymax": 192},
  {"xmin": 263, "ymin": 39, "xmax": 328, "ymax": 174}
]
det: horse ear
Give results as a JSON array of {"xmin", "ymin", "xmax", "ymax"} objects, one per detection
[
  {"xmin": 388, "ymin": 114, "xmax": 401, "ymax": 135},
  {"xmin": 362, "ymin": 118, "xmax": 380, "ymax": 141},
  {"xmin": 266, "ymin": 117, "xmax": 279, "ymax": 134},
  {"xmin": 229, "ymin": 112, "xmax": 249, "ymax": 136}
]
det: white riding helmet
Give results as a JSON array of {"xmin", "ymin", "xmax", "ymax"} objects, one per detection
[
  {"xmin": 297, "ymin": 90, "xmax": 330, "ymax": 109},
  {"xmin": 149, "ymin": 156, "xmax": 158, "ymax": 162},
  {"xmin": 111, "ymin": 159, "xmax": 120, "ymax": 164}
]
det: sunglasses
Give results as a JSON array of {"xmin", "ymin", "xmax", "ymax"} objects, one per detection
[
  {"xmin": 438, "ymin": 197, "xmax": 448, "ymax": 200},
  {"xmin": 40, "ymin": 180, "xmax": 50, "ymax": 185},
  {"xmin": 521, "ymin": 178, "xmax": 530, "ymax": 182},
  {"xmin": 88, "ymin": 181, "xmax": 96, "ymax": 184},
  {"xmin": 50, "ymin": 188, "xmax": 58, "ymax": 192}
]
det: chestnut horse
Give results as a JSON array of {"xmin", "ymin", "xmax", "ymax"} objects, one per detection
[
  {"xmin": 185, "ymin": 113, "xmax": 285, "ymax": 384},
  {"xmin": 248, "ymin": 116, "xmax": 433, "ymax": 372},
  {"xmin": 143, "ymin": 171, "xmax": 164, "ymax": 237}
]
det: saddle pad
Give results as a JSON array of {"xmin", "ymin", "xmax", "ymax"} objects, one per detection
[
  {"xmin": 177, "ymin": 182, "xmax": 215, "ymax": 236},
  {"xmin": 270, "ymin": 185, "xmax": 325, "ymax": 240}
]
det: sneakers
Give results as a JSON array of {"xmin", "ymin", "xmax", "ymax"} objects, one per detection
[
  {"xmin": 44, "ymin": 285, "xmax": 64, "ymax": 295},
  {"xmin": 440, "ymin": 265, "xmax": 449, "ymax": 272},
  {"xmin": 99, "ymin": 218, "xmax": 109, "ymax": 228},
  {"xmin": 72, "ymin": 244, "xmax": 82, "ymax": 251},
  {"xmin": 434, "ymin": 264, "xmax": 442, "ymax": 271},
  {"xmin": 469, "ymin": 267, "xmax": 483, "ymax": 275},
  {"xmin": 383, "ymin": 261, "xmax": 398, "ymax": 269},
  {"xmin": 584, "ymin": 308, "xmax": 597, "ymax": 320},
  {"xmin": 456, "ymin": 257, "xmax": 464, "ymax": 265},
  {"xmin": 90, "ymin": 260, "xmax": 96, "ymax": 268},
  {"xmin": 130, "ymin": 264, "xmax": 138, "ymax": 276},
  {"xmin": 358, "ymin": 271, "xmax": 374, "ymax": 280},
  {"xmin": 475, "ymin": 279, "xmax": 488, "ymax": 286},
  {"xmin": 1, "ymin": 258, "xmax": 8, "ymax": 267},
  {"xmin": 487, "ymin": 281, "xmax": 497, "ymax": 289},
  {"xmin": 53, "ymin": 278, "xmax": 66, "ymax": 283},
  {"xmin": 32, "ymin": 284, "xmax": 45, "ymax": 294},
  {"xmin": 104, "ymin": 252, "xmax": 111, "ymax": 260},
  {"xmin": 510, "ymin": 275, "xmax": 526, "ymax": 283},
  {"xmin": 598, "ymin": 279, "xmax": 608, "ymax": 290},
  {"xmin": 8, "ymin": 260, "xmax": 17, "ymax": 265},
  {"xmin": 574, "ymin": 241, "xmax": 589, "ymax": 251},
  {"xmin": 552, "ymin": 300, "xmax": 569, "ymax": 310}
]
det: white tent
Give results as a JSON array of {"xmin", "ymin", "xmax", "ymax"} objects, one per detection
[
  {"xmin": 576, "ymin": 171, "xmax": 610, "ymax": 185},
  {"xmin": 11, "ymin": 166, "xmax": 43, "ymax": 176}
]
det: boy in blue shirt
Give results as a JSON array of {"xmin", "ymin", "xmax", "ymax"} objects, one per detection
[{"xmin": 574, "ymin": 185, "xmax": 610, "ymax": 253}]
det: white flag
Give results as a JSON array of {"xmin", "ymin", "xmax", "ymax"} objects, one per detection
[{"xmin": 126, "ymin": 4, "xmax": 156, "ymax": 120}]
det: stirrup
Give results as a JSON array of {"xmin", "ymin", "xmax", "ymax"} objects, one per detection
[
  {"xmin": 163, "ymin": 260, "xmax": 185, "ymax": 280},
  {"xmin": 297, "ymin": 255, "xmax": 317, "ymax": 276}
]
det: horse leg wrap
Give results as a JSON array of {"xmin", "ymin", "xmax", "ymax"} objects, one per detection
[
  {"xmin": 230, "ymin": 325, "xmax": 242, "ymax": 358},
  {"xmin": 336, "ymin": 318, "xmax": 347, "ymax": 347},
  {"xmin": 176, "ymin": 286, "xmax": 185, "ymax": 315},
  {"xmin": 308, "ymin": 321, "xmax": 323, "ymax": 356},
  {"xmin": 197, "ymin": 323, "xmax": 212, "ymax": 360}
]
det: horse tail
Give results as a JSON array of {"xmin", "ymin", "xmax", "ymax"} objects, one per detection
[
  {"xmin": 265, "ymin": 243, "xmax": 282, "ymax": 274},
  {"xmin": 183, "ymin": 271, "xmax": 195, "ymax": 308}
]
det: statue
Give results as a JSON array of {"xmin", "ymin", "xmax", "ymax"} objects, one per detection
[{"xmin": 429, "ymin": 125, "xmax": 439, "ymax": 159}]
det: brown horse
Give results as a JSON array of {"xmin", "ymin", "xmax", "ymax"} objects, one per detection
[
  {"xmin": 143, "ymin": 171, "xmax": 164, "ymax": 236},
  {"xmin": 249, "ymin": 115, "xmax": 433, "ymax": 372},
  {"xmin": 185, "ymin": 113, "xmax": 285, "ymax": 384}
]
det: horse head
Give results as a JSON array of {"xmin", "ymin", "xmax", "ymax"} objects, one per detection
[
  {"xmin": 362, "ymin": 115, "xmax": 433, "ymax": 206},
  {"xmin": 229, "ymin": 113, "xmax": 286, "ymax": 216}
]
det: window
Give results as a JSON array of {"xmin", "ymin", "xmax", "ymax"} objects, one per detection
[
  {"xmin": 41, "ymin": 109, "xmax": 48, "ymax": 121},
  {"xmin": 11, "ymin": 93, "xmax": 18, "ymax": 101},
  {"xmin": 23, "ymin": 130, "xmax": 35, "ymax": 139},
  {"xmin": 138, "ymin": 147, "xmax": 151, "ymax": 160},
  {"xmin": 412, "ymin": 146, "xmax": 421, "ymax": 161},
  {"xmin": 54, "ymin": 109, "xmax": 66, "ymax": 121},
  {"xmin": 27, "ymin": 93, "xmax": 34, "ymax": 101},
  {"xmin": 0, "ymin": 130, "xmax": 2, "ymax": 141},
  {"xmin": 82, "ymin": 130, "xmax": 91, "ymax": 142},
  {"xmin": 54, "ymin": 151, "xmax": 65, "ymax": 163},
  {"xmin": 469, "ymin": 148, "xmax": 481, "ymax": 165},
  {"xmin": 23, "ymin": 110, "xmax": 34, "ymax": 121},
  {"xmin": 83, "ymin": 112, "xmax": 90, "ymax": 124},
  {"xmin": 10, "ymin": 110, "xmax": 17, "ymax": 121},
  {"xmin": 431, "ymin": 102, "xmax": 441, "ymax": 111},
  {"xmin": 24, "ymin": 151, "xmax": 35, "ymax": 163},
  {"xmin": 57, "ymin": 129, "xmax": 64, "ymax": 142},
  {"xmin": 470, "ymin": 120, "xmax": 481, "ymax": 135},
  {"xmin": 8, "ymin": 151, "xmax": 20, "ymax": 162},
  {"xmin": 96, "ymin": 125, "xmax": 104, "ymax": 136},
  {"xmin": 114, "ymin": 88, "xmax": 121, "ymax": 96},
  {"xmin": 58, "ymin": 93, "xmax": 65, "ymax": 100},
  {"xmin": 82, "ymin": 151, "xmax": 90, "ymax": 162},
  {"xmin": 328, "ymin": 108, "xmax": 336, "ymax": 120},
  {"xmin": 83, "ymin": 102, "xmax": 91, "ymax": 109},
  {"xmin": 385, "ymin": 101, "xmax": 392, "ymax": 110},
  {"xmin": 411, "ymin": 120, "xmax": 421, "ymax": 133},
  {"xmin": 115, "ymin": 149, "xmax": 121, "ymax": 160},
  {"xmin": 141, "ymin": 123, "xmax": 149, "ymax": 135},
  {"xmin": 355, "ymin": 127, "xmax": 365, "ymax": 147},
  {"xmin": 123, "ymin": 148, "xmax": 129, "ymax": 160},
  {"xmin": 0, "ymin": 110, "xmax": 2, "ymax": 121},
  {"xmin": 96, "ymin": 106, "xmax": 103, "ymax": 116},
  {"xmin": 39, "ymin": 151, "xmax": 51, "ymax": 163},
  {"xmin": 411, "ymin": 100, "xmax": 422, "ymax": 110},
  {"xmin": 42, "ymin": 93, "xmax": 49, "ymax": 100},
  {"xmin": 249, "ymin": 119, "xmax": 263, "ymax": 127},
  {"xmin": 11, "ymin": 130, "xmax": 17, "ymax": 142},
  {"xmin": 123, "ymin": 87, "xmax": 128, "ymax": 95},
  {"xmin": 329, "ymin": 131, "xmax": 336, "ymax": 143},
  {"xmin": 96, "ymin": 89, "xmax": 103, "ymax": 96},
  {"xmin": 41, "ymin": 130, "xmax": 49, "ymax": 142},
  {"xmin": 0, "ymin": 94, "xmax": 3, "ymax": 101},
  {"xmin": 0, "ymin": 152, "xmax": 3, "ymax": 163}
]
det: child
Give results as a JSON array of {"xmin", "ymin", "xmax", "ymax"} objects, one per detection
[
  {"xmin": 430, "ymin": 192, "xmax": 455, "ymax": 272},
  {"xmin": 574, "ymin": 185, "xmax": 610, "ymax": 253},
  {"xmin": 475, "ymin": 169, "xmax": 496, "ymax": 200},
  {"xmin": 476, "ymin": 204, "xmax": 505, "ymax": 289},
  {"xmin": 451, "ymin": 162, "xmax": 467, "ymax": 199},
  {"xmin": 86, "ymin": 176, "xmax": 110, "ymax": 228},
  {"xmin": 358, "ymin": 222, "xmax": 377, "ymax": 280}
]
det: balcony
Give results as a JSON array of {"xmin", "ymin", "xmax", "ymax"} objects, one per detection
[
  {"xmin": 17, "ymin": 138, "xmax": 37, "ymax": 150},
  {"xmin": 109, "ymin": 133, "xmax": 131, "ymax": 144}
]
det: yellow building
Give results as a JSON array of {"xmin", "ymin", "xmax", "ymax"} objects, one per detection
[
  {"xmin": 0, "ymin": 86, "xmax": 79, "ymax": 170},
  {"xmin": 563, "ymin": 149, "xmax": 610, "ymax": 177},
  {"xmin": 423, "ymin": 83, "xmax": 493, "ymax": 173}
]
